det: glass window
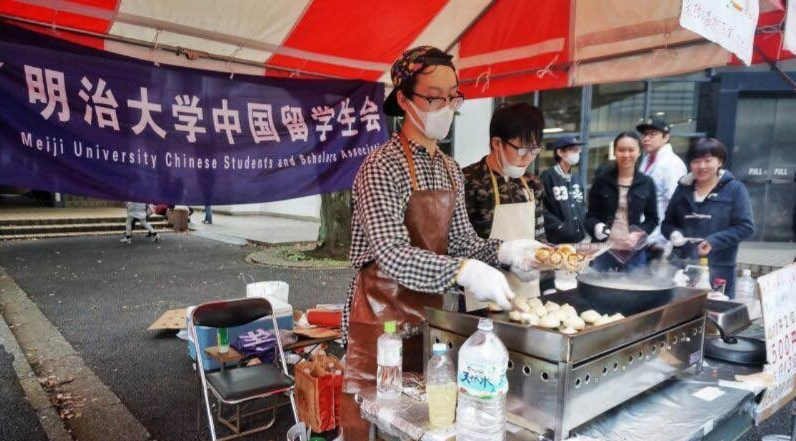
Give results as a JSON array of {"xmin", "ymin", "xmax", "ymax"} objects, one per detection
[
  {"xmin": 590, "ymin": 82, "xmax": 646, "ymax": 133},
  {"xmin": 668, "ymin": 136, "xmax": 692, "ymax": 163},
  {"xmin": 650, "ymin": 82, "xmax": 698, "ymax": 133},
  {"xmin": 582, "ymin": 134, "xmax": 618, "ymax": 186},
  {"xmin": 533, "ymin": 138, "xmax": 561, "ymax": 175},
  {"xmin": 537, "ymin": 87, "xmax": 583, "ymax": 133}
]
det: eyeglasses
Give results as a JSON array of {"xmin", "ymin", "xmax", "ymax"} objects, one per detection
[
  {"xmin": 411, "ymin": 92, "xmax": 465, "ymax": 111},
  {"xmin": 504, "ymin": 139, "xmax": 542, "ymax": 157}
]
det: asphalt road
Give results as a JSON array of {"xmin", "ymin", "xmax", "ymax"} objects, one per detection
[{"xmin": 0, "ymin": 234, "xmax": 353, "ymax": 441}]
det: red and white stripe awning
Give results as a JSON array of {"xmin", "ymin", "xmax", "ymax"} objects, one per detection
[{"xmin": 0, "ymin": 0, "xmax": 793, "ymax": 98}]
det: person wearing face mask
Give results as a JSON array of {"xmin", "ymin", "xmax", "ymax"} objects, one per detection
[
  {"xmin": 662, "ymin": 138, "xmax": 754, "ymax": 297},
  {"xmin": 586, "ymin": 132, "xmax": 659, "ymax": 272},
  {"xmin": 540, "ymin": 136, "xmax": 587, "ymax": 244},
  {"xmin": 462, "ymin": 103, "xmax": 551, "ymax": 301},
  {"xmin": 340, "ymin": 47, "xmax": 541, "ymax": 439}
]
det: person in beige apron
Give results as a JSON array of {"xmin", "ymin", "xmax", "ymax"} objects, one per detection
[
  {"xmin": 463, "ymin": 103, "xmax": 550, "ymax": 310},
  {"xmin": 340, "ymin": 47, "xmax": 541, "ymax": 440}
]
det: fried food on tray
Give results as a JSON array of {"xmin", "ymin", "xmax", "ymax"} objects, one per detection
[
  {"xmin": 557, "ymin": 244, "xmax": 577, "ymax": 256},
  {"xmin": 548, "ymin": 251, "xmax": 564, "ymax": 267},
  {"xmin": 534, "ymin": 247, "xmax": 552, "ymax": 264}
]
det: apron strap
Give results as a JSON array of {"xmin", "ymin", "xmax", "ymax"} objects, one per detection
[
  {"xmin": 399, "ymin": 132, "xmax": 420, "ymax": 192},
  {"xmin": 488, "ymin": 167, "xmax": 534, "ymax": 207},
  {"xmin": 399, "ymin": 132, "xmax": 457, "ymax": 193}
]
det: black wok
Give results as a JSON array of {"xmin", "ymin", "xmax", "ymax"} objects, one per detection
[{"xmin": 576, "ymin": 272, "xmax": 677, "ymax": 315}]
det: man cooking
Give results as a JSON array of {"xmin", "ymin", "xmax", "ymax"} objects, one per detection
[
  {"xmin": 637, "ymin": 116, "xmax": 687, "ymax": 261},
  {"xmin": 463, "ymin": 103, "xmax": 553, "ymax": 301},
  {"xmin": 340, "ymin": 46, "xmax": 540, "ymax": 439}
]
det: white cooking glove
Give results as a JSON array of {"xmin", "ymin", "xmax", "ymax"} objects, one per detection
[
  {"xmin": 670, "ymin": 230, "xmax": 687, "ymax": 247},
  {"xmin": 456, "ymin": 259, "xmax": 515, "ymax": 310},
  {"xmin": 594, "ymin": 223, "xmax": 610, "ymax": 241},
  {"xmin": 498, "ymin": 239, "xmax": 542, "ymax": 267}
]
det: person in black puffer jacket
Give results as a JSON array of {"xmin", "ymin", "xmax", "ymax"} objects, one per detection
[{"xmin": 585, "ymin": 132, "xmax": 658, "ymax": 272}]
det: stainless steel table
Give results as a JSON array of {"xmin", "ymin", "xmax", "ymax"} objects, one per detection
[{"xmin": 357, "ymin": 324, "xmax": 767, "ymax": 441}]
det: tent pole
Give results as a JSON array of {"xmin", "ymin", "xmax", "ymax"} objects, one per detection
[
  {"xmin": 444, "ymin": 0, "xmax": 498, "ymax": 53},
  {"xmin": 753, "ymin": 44, "xmax": 796, "ymax": 91}
]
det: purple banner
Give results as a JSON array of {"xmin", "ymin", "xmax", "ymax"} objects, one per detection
[{"xmin": 0, "ymin": 23, "xmax": 387, "ymax": 205}]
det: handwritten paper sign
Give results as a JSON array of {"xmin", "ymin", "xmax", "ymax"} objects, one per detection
[
  {"xmin": 680, "ymin": 0, "xmax": 760, "ymax": 66},
  {"xmin": 785, "ymin": 0, "xmax": 796, "ymax": 54},
  {"xmin": 756, "ymin": 263, "xmax": 796, "ymax": 423}
]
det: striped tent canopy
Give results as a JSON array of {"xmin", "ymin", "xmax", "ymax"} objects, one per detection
[{"xmin": 0, "ymin": 0, "xmax": 793, "ymax": 98}]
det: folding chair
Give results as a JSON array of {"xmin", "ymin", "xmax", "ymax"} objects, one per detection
[{"xmin": 189, "ymin": 297, "xmax": 298, "ymax": 441}]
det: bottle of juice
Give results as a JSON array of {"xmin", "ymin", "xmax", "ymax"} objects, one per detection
[{"xmin": 426, "ymin": 343, "xmax": 457, "ymax": 428}]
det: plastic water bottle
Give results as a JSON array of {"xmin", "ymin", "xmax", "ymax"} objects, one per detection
[
  {"xmin": 426, "ymin": 343, "xmax": 457, "ymax": 428},
  {"xmin": 377, "ymin": 321, "xmax": 402, "ymax": 400},
  {"xmin": 217, "ymin": 328, "xmax": 229, "ymax": 354},
  {"xmin": 735, "ymin": 269, "xmax": 761, "ymax": 320},
  {"xmin": 456, "ymin": 318, "xmax": 509, "ymax": 441},
  {"xmin": 696, "ymin": 258, "xmax": 712, "ymax": 290}
]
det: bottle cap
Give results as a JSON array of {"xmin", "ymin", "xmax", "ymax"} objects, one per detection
[
  {"xmin": 477, "ymin": 318, "xmax": 493, "ymax": 332},
  {"xmin": 384, "ymin": 320, "xmax": 397, "ymax": 333},
  {"xmin": 432, "ymin": 343, "xmax": 447, "ymax": 354},
  {"xmin": 743, "ymin": 269, "xmax": 752, "ymax": 276}
]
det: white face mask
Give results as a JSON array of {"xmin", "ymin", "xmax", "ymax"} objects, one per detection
[
  {"xmin": 563, "ymin": 152, "xmax": 581, "ymax": 166},
  {"xmin": 498, "ymin": 144, "xmax": 527, "ymax": 178},
  {"xmin": 406, "ymin": 99, "xmax": 455, "ymax": 140}
]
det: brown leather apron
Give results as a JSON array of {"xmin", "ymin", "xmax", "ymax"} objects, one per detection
[{"xmin": 341, "ymin": 133, "xmax": 457, "ymax": 438}]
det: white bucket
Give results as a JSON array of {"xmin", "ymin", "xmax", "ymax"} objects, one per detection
[{"xmin": 246, "ymin": 281, "xmax": 289, "ymax": 303}]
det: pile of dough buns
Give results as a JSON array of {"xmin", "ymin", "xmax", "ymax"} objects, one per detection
[{"xmin": 501, "ymin": 297, "xmax": 625, "ymax": 334}]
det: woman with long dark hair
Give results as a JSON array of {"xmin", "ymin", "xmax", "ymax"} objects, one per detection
[{"xmin": 585, "ymin": 131, "xmax": 658, "ymax": 272}]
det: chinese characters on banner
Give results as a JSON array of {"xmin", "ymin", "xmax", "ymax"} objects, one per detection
[
  {"xmin": 756, "ymin": 263, "xmax": 796, "ymax": 423},
  {"xmin": 0, "ymin": 23, "xmax": 388, "ymax": 205},
  {"xmin": 680, "ymin": 0, "xmax": 759, "ymax": 66}
]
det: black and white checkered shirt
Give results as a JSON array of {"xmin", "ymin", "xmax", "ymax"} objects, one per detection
[{"xmin": 341, "ymin": 132, "xmax": 502, "ymax": 344}]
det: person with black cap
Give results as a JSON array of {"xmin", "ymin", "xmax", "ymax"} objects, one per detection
[
  {"xmin": 339, "ymin": 46, "xmax": 541, "ymax": 439},
  {"xmin": 540, "ymin": 136, "xmax": 587, "ymax": 244},
  {"xmin": 636, "ymin": 116, "xmax": 687, "ymax": 260}
]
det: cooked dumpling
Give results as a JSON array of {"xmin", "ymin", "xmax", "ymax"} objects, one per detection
[
  {"xmin": 593, "ymin": 314, "xmax": 613, "ymax": 327},
  {"xmin": 533, "ymin": 306, "xmax": 549, "ymax": 317},
  {"xmin": 528, "ymin": 298, "xmax": 544, "ymax": 309},
  {"xmin": 521, "ymin": 313, "xmax": 540, "ymax": 326},
  {"xmin": 563, "ymin": 316, "xmax": 586, "ymax": 331},
  {"xmin": 539, "ymin": 314, "xmax": 561, "ymax": 328},
  {"xmin": 553, "ymin": 309, "xmax": 570, "ymax": 322},
  {"xmin": 509, "ymin": 310, "xmax": 522, "ymax": 322},
  {"xmin": 559, "ymin": 326, "xmax": 577, "ymax": 335},
  {"xmin": 545, "ymin": 301, "xmax": 561, "ymax": 312},
  {"xmin": 515, "ymin": 302, "xmax": 532, "ymax": 313},
  {"xmin": 580, "ymin": 310, "xmax": 601, "ymax": 324},
  {"xmin": 488, "ymin": 302, "xmax": 503, "ymax": 312}
]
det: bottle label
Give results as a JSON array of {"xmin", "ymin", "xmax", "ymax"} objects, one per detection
[
  {"xmin": 458, "ymin": 360, "xmax": 508, "ymax": 399},
  {"xmin": 378, "ymin": 340, "xmax": 402, "ymax": 366}
]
